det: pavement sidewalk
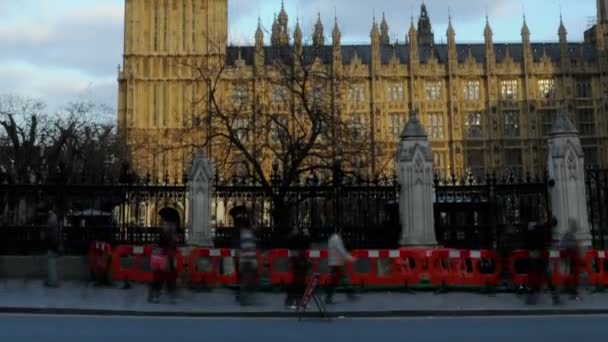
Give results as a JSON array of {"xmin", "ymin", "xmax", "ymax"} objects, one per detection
[{"xmin": 1, "ymin": 279, "xmax": 608, "ymax": 317}]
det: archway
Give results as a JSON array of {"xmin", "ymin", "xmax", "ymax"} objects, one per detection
[{"xmin": 158, "ymin": 207, "xmax": 181, "ymax": 227}]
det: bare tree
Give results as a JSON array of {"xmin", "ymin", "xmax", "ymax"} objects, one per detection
[{"xmin": 166, "ymin": 44, "xmax": 371, "ymax": 229}]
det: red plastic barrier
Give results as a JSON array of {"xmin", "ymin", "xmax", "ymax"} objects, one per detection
[
  {"xmin": 112, "ymin": 245, "xmax": 183, "ymax": 283},
  {"xmin": 508, "ymin": 250, "xmax": 547, "ymax": 286},
  {"xmin": 586, "ymin": 250, "xmax": 608, "ymax": 286},
  {"xmin": 88, "ymin": 241, "xmax": 112, "ymax": 275},
  {"xmin": 347, "ymin": 249, "xmax": 422, "ymax": 286},
  {"xmin": 267, "ymin": 249, "xmax": 295, "ymax": 285},
  {"xmin": 549, "ymin": 249, "xmax": 581, "ymax": 287},
  {"xmin": 188, "ymin": 248, "xmax": 239, "ymax": 285},
  {"xmin": 428, "ymin": 249, "xmax": 464, "ymax": 286},
  {"xmin": 189, "ymin": 248, "xmax": 264, "ymax": 286},
  {"xmin": 460, "ymin": 250, "xmax": 502, "ymax": 286},
  {"xmin": 305, "ymin": 250, "xmax": 331, "ymax": 285}
]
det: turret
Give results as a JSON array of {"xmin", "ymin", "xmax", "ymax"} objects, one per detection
[
  {"xmin": 408, "ymin": 17, "xmax": 419, "ymax": 65},
  {"xmin": 417, "ymin": 3, "xmax": 434, "ymax": 46},
  {"xmin": 313, "ymin": 13, "xmax": 325, "ymax": 47},
  {"xmin": 447, "ymin": 13, "xmax": 457, "ymax": 70},
  {"xmin": 380, "ymin": 13, "xmax": 390, "ymax": 45},
  {"xmin": 294, "ymin": 18, "xmax": 303, "ymax": 54},
  {"xmin": 255, "ymin": 17, "xmax": 265, "ymax": 73}
]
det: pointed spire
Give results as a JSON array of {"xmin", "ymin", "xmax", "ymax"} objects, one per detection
[
  {"xmin": 558, "ymin": 14, "xmax": 568, "ymax": 43},
  {"xmin": 417, "ymin": 2, "xmax": 434, "ymax": 46},
  {"xmin": 371, "ymin": 15, "xmax": 380, "ymax": 40},
  {"xmin": 484, "ymin": 13, "xmax": 493, "ymax": 39},
  {"xmin": 447, "ymin": 9, "xmax": 455, "ymax": 41},
  {"xmin": 408, "ymin": 15, "xmax": 417, "ymax": 38},
  {"xmin": 380, "ymin": 13, "xmax": 390, "ymax": 45},
  {"xmin": 313, "ymin": 12, "xmax": 325, "ymax": 47},
  {"xmin": 294, "ymin": 17, "xmax": 303, "ymax": 50},
  {"xmin": 278, "ymin": 0, "xmax": 288, "ymax": 26},
  {"xmin": 332, "ymin": 15, "xmax": 341, "ymax": 46},
  {"xmin": 255, "ymin": 17, "xmax": 264, "ymax": 46},
  {"xmin": 521, "ymin": 13, "xmax": 530, "ymax": 40}
]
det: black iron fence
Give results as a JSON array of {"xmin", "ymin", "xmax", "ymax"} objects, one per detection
[
  {"xmin": 586, "ymin": 169, "xmax": 608, "ymax": 249},
  {"xmin": 0, "ymin": 163, "xmax": 559, "ymax": 255},
  {"xmin": 434, "ymin": 172, "xmax": 550, "ymax": 254},
  {"xmin": 211, "ymin": 168, "xmax": 400, "ymax": 250}
]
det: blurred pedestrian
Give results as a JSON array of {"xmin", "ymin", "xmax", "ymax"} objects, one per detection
[
  {"xmin": 559, "ymin": 219, "xmax": 581, "ymax": 300},
  {"xmin": 325, "ymin": 229, "xmax": 356, "ymax": 305},
  {"xmin": 525, "ymin": 220, "xmax": 558, "ymax": 305},
  {"xmin": 148, "ymin": 218, "xmax": 179, "ymax": 304},
  {"xmin": 285, "ymin": 227, "xmax": 311, "ymax": 310},
  {"xmin": 231, "ymin": 206, "xmax": 257, "ymax": 306},
  {"xmin": 45, "ymin": 205, "xmax": 61, "ymax": 288}
]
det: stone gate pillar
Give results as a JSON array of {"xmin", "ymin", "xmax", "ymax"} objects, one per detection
[
  {"xmin": 397, "ymin": 112, "xmax": 437, "ymax": 246},
  {"xmin": 188, "ymin": 150, "xmax": 215, "ymax": 247},
  {"xmin": 547, "ymin": 113, "xmax": 592, "ymax": 248}
]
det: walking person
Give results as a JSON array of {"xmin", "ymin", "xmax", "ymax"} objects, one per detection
[
  {"xmin": 148, "ymin": 218, "xmax": 179, "ymax": 304},
  {"xmin": 45, "ymin": 205, "xmax": 61, "ymax": 288},
  {"xmin": 325, "ymin": 229, "xmax": 356, "ymax": 305},
  {"xmin": 231, "ymin": 206, "xmax": 257, "ymax": 306},
  {"xmin": 285, "ymin": 227, "xmax": 311, "ymax": 310},
  {"xmin": 559, "ymin": 219, "xmax": 581, "ymax": 300}
]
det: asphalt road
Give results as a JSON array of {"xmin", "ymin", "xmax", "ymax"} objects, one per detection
[{"xmin": 0, "ymin": 314, "xmax": 606, "ymax": 341}]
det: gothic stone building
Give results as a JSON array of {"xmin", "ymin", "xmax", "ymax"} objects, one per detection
[{"xmin": 118, "ymin": 0, "xmax": 608, "ymax": 181}]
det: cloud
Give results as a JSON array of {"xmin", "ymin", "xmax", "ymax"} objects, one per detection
[
  {"xmin": 0, "ymin": 61, "xmax": 115, "ymax": 111},
  {"xmin": 0, "ymin": 0, "xmax": 597, "ymax": 113},
  {"xmin": 0, "ymin": 3, "xmax": 123, "ymax": 77}
]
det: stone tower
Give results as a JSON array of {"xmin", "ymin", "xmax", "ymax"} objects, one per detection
[
  {"xmin": 417, "ymin": 3, "xmax": 434, "ymax": 46},
  {"xmin": 118, "ymin": 0, "xmax": 228, "ymax": 180}
]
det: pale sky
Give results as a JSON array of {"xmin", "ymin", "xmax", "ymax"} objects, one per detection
[{"xmin": 0, "ymin": 0, "xmax": 596, "ymax": 112}]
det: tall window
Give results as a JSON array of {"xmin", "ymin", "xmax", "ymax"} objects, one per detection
[
  {"xmin": 232, "ymin": 84, "xmax": 249, "ymax": 108},
  {"xmin": 312, "ymin": 85, "xmax": 325, "ymax": 106},
  {"xmin": 269, "ymin": 115, "xmax": 288, "ymax": 142},
  {"xmin": 538, "ymin": 79, "xmax": 555, "ymax": 99},
  {"xmin": 389, "ymin": 113, "xmax": 406, "ymax": 139},
  {"xmin": 500, "ymin": 80, "xmax": 519, "ymax": 100},
  {"xmin": 433, "ymin": 152, "xmax": 448, "ymax": 177},
  {"xmin": 350, "ymin": 114, "xmax": 368, "ymax": 140},
  {"xmin": 540, "ymin": 110, "xmax": 557, "ymax": 136},
  {"xmin": 584, "ymin": 147, "xmax": 599, "ymax": 167},
  {"xmin": 505, "ymin": 149, "xmax": 523, "ymax": 177},
  {"xmin": 234, "ymin": 118, "xmax": 249, "ymax": 142},
  {"xmin": 388, "ymin": 82, "xmax": 404, "ymax": 102},
  {"xmin": 427, "ymin": 112, "xmax": 445, "ymax": 140},
  {"xmin": 465, "ymin": 112, "xmax": 482, "ymax": 138},
  {"xmin": 577, "ymin": 108, "xmax": 595, "ymax": 136},
  {"xmin": 425, "ymin": 81, "xmax": 443, "ymax": 101},
  {"xmin": 575, "ymin": 78, "xmax": 592, "ymax": 98},
  {"xmin": 466, "ymin": 150, "xmax": 485, "ymax": 178},
  {"xmin": 503, "ymin": 111, "xmax": 520, "ymax": 137},
  {"xmin": 463, "ymin": 80, "xmax": 481, "ymax": 101},
  {"xmin": 348, "ymin": 84, "xmax": 366, "ymax": 103},
  {"xmin": 272, "ymin": 85, "xmax": 287, "ymax": 103}
]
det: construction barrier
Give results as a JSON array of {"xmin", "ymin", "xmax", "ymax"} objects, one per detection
[
  {"xmin": 305, "ymin": 250, "xmax": 331, "ymax": 285},
  {"xmin": 459, "ymin": 250, "xmax": 502, "ymax": 287},
  {"xmin": 188, "ymin": 248, "xmax": 264, "ymax": 286},
  {"xmin": 348, "ymin": 249, "xmax": 422, "ymax": 287},
  {"xmin": 103, "ymin": 246, "xmax": 608, "ymax": 289},
  {"xmin": 88, "ymin": 241, "xmax": 112, "ymax": 277},
  {"xmin": 428, "ymin": 248, "xmax": 464, "ymax": 286},
  {"xmin": 267, "ymin": 249, "xmax": 295, "ymax": 285},
  {"xmin": 586, "ymin": 250, "xmax": 608, "ymax": 287},
  {"xmin": 548, "ymin": 249, "xmax": 581, "ymax": 288},
  {"xmin": 111, "ymin": 245, "xmax": 183, "ymax": 283},
  {"xmin": 508, "ymin": 250, "xmax": 548, "ymax": 287},
  {"xmin": 188, "ymin": 248, "xmax": 239, "ymax": 286}
]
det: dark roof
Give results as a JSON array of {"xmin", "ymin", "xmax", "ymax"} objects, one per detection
[{"xmin": 225, "ymin": 42, "xmax": 597, "ymax": 66}]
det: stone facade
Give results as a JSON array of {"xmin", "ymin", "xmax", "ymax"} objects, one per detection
[{"xmin": 119, "ymin": 0, "xmax": 608, "ymax": 182}]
